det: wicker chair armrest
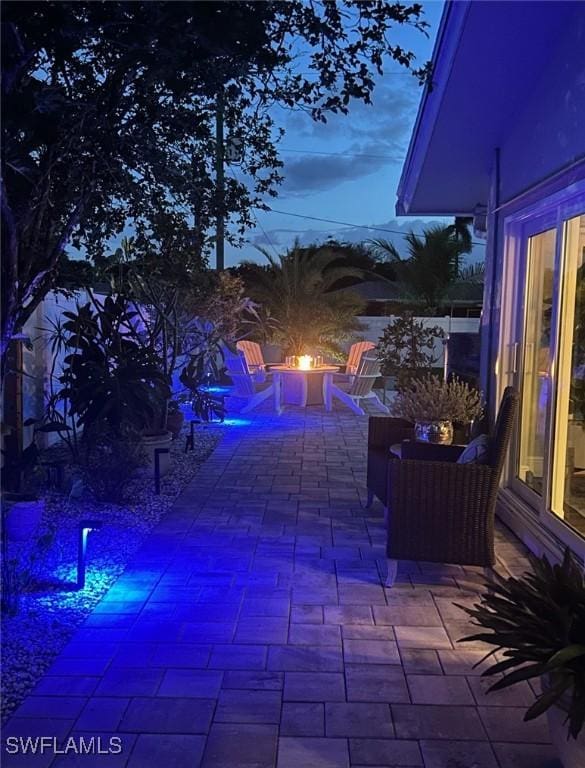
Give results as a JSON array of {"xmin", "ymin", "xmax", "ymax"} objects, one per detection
[
  {"xmin": 401, "ymin": 441, "xmax": 465, "ymax": 463},
  {"xmin": 368, "ymin": 416, "xmax": 413, "ymax": 450},
  {"xmin": 388, "ymin": 459, "xmax": 497, "ymax": 515},
  {"xmin": 387, "ymin": 459, "xmax": 497, "ymax": 566}
]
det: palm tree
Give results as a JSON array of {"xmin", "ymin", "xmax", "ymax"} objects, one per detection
[
  {"xmin": 241, "ymin": 243, "xmax": 366, "ymax": 357},
  {"xmin": 369, "ymin": 223, "xmax": 473, "ymax": 310},
  {"xmin": 446, "ymin": 216, "xmax": 474, "ymax": 252}
]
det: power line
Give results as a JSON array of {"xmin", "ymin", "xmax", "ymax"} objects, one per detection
[
  {"xmin": 280, "ymin": 147, "xmax": 397, "ymax": 160},
  {"xmin": 256, "ymin": 207, "xmax": 486, "ymax": 247},
  {"xmin": 227, "ymin": 166, "xmax": 280, "ymax": 258}
]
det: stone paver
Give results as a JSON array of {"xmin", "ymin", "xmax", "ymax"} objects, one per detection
[{"xmin": 2, "ymin": 404, "xmax": 544, "ymax": 767}]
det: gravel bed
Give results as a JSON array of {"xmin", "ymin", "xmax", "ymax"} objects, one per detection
[{"xmin": 1, "ymin": 424, "xmax": 222, "ymax": 724}]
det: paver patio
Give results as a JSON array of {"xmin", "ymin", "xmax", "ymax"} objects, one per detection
[{"xmin": 2, "ymin": 405, "xmax": 561, "ymax": 767}]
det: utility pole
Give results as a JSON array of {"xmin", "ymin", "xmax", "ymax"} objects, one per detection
[{"xmin": 215, "ymin": 87, "xmax": 225, "ymax": 271}]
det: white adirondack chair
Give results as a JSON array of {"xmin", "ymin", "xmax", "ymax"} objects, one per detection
[
  {"xmin": 236, "ymin": 340, "xmax": 267, "ymax": 381},
  {"xmin": 345, "ymin": 341, "xmax": 376, "ymax": 375},
  {"xmin": 225, "ymin": 351, "xmax": 281, "ymax": 414},
  {"xmin": 334, "ymin": 341, "xmax": 376, "ymax": 384},
  {"xmin": 329, "ymin": 356, "xmax": 389, "ymax": 416}
]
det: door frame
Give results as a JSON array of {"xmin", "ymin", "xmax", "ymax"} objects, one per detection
[{"xmin": 497, "ymin": 180, "xmax": 585, "ymax": 554}]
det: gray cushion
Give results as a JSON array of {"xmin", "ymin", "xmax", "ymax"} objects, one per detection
[{"xmin": 457, "ymin": 433, "xmax": 490, "ymax": 465}]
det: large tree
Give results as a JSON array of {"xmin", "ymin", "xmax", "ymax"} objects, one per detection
[{"xmin": 1, "ymin": 1, "xmax": 429, "ymax": 371}]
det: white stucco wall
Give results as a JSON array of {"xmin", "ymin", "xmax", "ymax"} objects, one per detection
[{"xmin": 21, "ymin": 290, "xmax": 95, "ymax": 448}]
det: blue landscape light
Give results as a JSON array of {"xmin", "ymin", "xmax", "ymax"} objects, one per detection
[{"xmin": 77, "ymin": 520, "xmax": 103, "ymax": 590}]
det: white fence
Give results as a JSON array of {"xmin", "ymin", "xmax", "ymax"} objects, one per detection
[
  {"xmin": 351, "ymin": 315, "xmax": 481, "ymax": 367},
  {"xmin": 21, "ymin": 290, "xmax": 95, "ymax": 448}
]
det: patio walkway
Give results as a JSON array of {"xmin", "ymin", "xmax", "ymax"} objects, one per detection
[{"xmin": 3, "ymin": 405, "xmax": 561, "ymax": 768}]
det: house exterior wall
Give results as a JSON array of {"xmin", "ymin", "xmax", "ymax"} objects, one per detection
[{"xmin": 498, "ymin": 13, "xmax": 585, "ymax": 204}]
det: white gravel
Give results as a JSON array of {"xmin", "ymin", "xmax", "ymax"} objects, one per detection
[{"xmin": 1, "ymin": 424, "xmax": 222, "ymax": 723}]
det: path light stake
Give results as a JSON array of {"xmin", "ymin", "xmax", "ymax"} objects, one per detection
[
  {"xmin": 77, "ymin": 520, "xmax": 103, "ymax": 590},
  {"xmin": 154, "ymin": 447, "xmax": 170, "ymax": 495}
]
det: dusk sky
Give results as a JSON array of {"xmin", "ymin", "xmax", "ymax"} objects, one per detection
[{"xmin": 225, "ymin": 0, "xmax": 485, "ymax": 267}]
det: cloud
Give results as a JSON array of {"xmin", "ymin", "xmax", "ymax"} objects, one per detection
[
  {"xmin": 280, "ymin": 150, "xmax": 385, "ymax": 194},
  {"xmin": 273, "ymin": 77, "xmax": 420, "ymax": 196}
]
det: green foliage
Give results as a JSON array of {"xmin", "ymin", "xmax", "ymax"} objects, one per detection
[
  {"xmin": 459, "ymin": 550, "xmax": 585, "ymax": 740},
  {"xmin": 242, "ymin": 244, "xmax": 366, "ymax": 356},
  {"xmin": 54, "ymin": 293, "xmax": 171, "ymax": 436},
  {"xmin": 376, "ymin": 312, "xmax": 444, "ymax": 387},
  {"xmin": 79, "ymin": 424, "xmax": 146, "ymax": 503},
  {"xmin": 370, "ymin": 222, "xmax": 473, "ymax": 310},
  {"xmin": 1, "ymin": 514, "xmax": 57, "ymax": 616},
  {"xmin": 178, "ymin": 273, "xmax": 253, "ymax": 422},
  {"xmin": 2, "ymin": 1, "xmax": 428, "ymax": 367}
]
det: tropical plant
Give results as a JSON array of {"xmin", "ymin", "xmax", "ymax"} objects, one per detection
[
  {"xmin": 79, "ymin": 423, "xmax": 146, "ymax": 503},
  {"xmin": 390, "ymin": 374, "xmax": 483, "ymax": 424},
  {"xmin": 177, "ymin": 274, "xmax": 253, "ymax": 422},
  {"xmin": 370, "ymin": 222, "xmax": 473, "ymax": 310},
  {"xmin": 53, "ymin": 293, "xmax": 171, "ymax": 436},
  {"xmin": 242, "ymin": 244, "xmax": 366, "ymax": 357},
  {"xmin": 459, "ymin": 549, "xmax": 585, "ymax": 740},
  {"xmin": 376, "ymin": 312, "xmax": 444, "ymax": 387},
  {"xmin": 1, "ymin": 1, "xmax": 429, "ymax": 374}
]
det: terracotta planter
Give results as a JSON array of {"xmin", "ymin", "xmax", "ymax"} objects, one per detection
[
  {"xmin": 3, "ymin": 497, "xmax": 44, "ymax": 542},
  {"xmin": 166, "ymin": 411, "xmax": 185, "ymax": 440},
  {"xmin": 140, "ymin": 431, "xmax": 173, "ymax": 477}
]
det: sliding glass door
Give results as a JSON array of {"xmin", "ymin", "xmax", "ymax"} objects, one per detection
[
  {"xmin": 509, "ymin": 201, "xmax": 585, "ymax": 542},
  {"xmin": 517, "ymin": 228, "xmax": 556, "ymax": 499},
  {"xmin": 551, "ymin": 214, "xmax": 585, "ymax": 535}
]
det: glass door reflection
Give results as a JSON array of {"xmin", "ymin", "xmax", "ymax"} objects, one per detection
[
  {"xmin": 517, "ymin": 228, "xmax": 556, "ymax": 497},
  {"xmin": 552, "ymin": 214, "xmax": 585, "ymax": 535}
]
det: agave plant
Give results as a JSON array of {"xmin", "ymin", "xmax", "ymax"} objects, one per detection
[{"xmin": 459, "ymin": 550, "xmax": 585, "ymax": 739}]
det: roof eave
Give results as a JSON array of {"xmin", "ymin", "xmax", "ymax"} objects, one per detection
[{"xmin": 396, "ymin": 1, "xmax": 471, "ymax": 216}]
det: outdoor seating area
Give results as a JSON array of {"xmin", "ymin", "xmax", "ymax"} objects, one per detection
[
  {"xmin": 2, "ymin": 1, "xmax": 584, "ymax": 766},
  {"xmin": 1, "ymin": 401, "xmax": 558, "ymax": 768}
]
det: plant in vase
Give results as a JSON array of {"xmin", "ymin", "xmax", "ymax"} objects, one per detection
[
  {"xmin": 390, "ymin": 374, "xmax": 483, "ymax": 444},
  {"xmin": 459, "ymin": 550, "xmax": 585, "ymax": 767}
]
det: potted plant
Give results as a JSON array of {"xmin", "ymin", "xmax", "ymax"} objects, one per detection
[
  {"xmin": 390, "ymin": 374, "xmax": 483, "ymax": 444},
  {"xmin": 459, "ymin": 550, "xmax": 585, "ymax": 767}
]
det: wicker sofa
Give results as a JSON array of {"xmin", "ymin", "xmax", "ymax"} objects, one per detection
[{"xmin": 366, "ymin": 387, "xmax": 519, "ymax": 585}]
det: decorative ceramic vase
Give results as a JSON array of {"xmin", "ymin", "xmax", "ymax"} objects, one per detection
[
  {"xmin": 414, "ymin": 419, "xmax": 454, "ymax": 445},
  {"xmin": 140, "ymin": 431, "xmax": 173, "ymax": 477}
]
